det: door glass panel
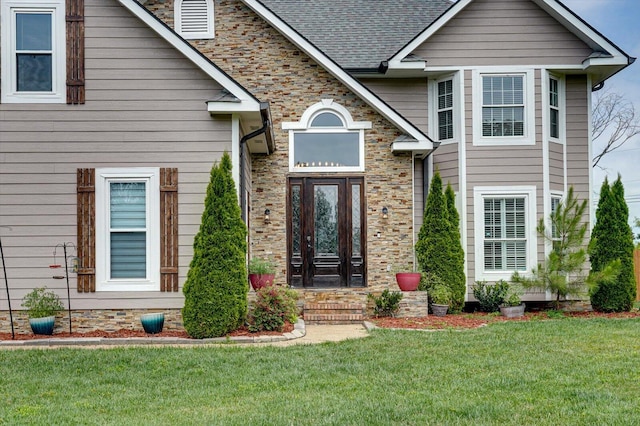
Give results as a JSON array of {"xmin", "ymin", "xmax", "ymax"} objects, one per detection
[
  {"xmin": 352, "ymin": 184, "xmax": 361, "ymax": 256},
  {"xmin": 291, "ymin": 185, "xmax": 301, "ymax": 256},
  {"xmin": 314, "ymin": 185, "xmax": 338, "ymax": 256}
]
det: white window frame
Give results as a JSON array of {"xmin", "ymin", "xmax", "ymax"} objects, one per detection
[
  {"xmin": 175, "ymin": 0, "xmax": 214, "ymax": 40},
  {"xmin": 474, "ymin": 186, "xmax": 537, "ymax": 282},
  {"xmin": 429, "ymin": 73, "xmax": 460, "ymax": 144},
  {"xmin": 550, "ymin": 191, "xmax": 563, "ymax": 244},
  {"xmin": 283, "ymin": 99, "xmax": 371, "ymax": 173},
  {"xmin": 546, "ymin": 73, "xmax": 565, "ymax": 143},
  {"xmin": 472, "ymin": 70, "xmax": 535, "ymax": 146},
  {"xmin": 0, "ymin": 0, "xmax": 66, "ymax": 104},
  {"xmin": 95, "ymin": 168, "xmax": 160, "ymax": 292}
]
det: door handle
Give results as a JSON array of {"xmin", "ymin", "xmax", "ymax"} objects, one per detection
[{"xmin": 306, "ymin": 235, "xmax": 312, "ymax": 251}]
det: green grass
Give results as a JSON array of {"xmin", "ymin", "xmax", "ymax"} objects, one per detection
[{"xmin": 1, "ymin": 318, "xmax": 640, "ymax": 425}]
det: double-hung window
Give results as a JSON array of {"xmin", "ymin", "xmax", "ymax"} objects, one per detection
[
  {"xmin": 95, "ymin": 169, "xmax": 160, "ymax": 291},
  {"xmin": 549, "ymin": 77, "xmax": 560, "ymax": 139},
  {"xmin": 0, "ymin": 0, "xmax": 66, "ymax": 103},
  {"xmin": 473, "ymin": 70, "xmax": 534, "ymax": 145},
  {"xmin": 482, "ymin": 75, "xmax": 524, "ymax": 137},
  {"xmin": 474, "ymin": 187, "xmax": 536, "ymax": 281},
  {"xmin": 437, "ymin": 79, "xmax": 454, "ymax": 141}
]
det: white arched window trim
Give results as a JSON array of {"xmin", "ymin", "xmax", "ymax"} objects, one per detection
[{"xmin": 283, "ymin": 99, "xmax": 371, "ymax": 173}]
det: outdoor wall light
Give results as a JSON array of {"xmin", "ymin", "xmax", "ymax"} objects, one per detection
[
  {"xmin": 382, "ymin": 206, "xmax": 389, "ymax": 220},
  {"xmin": 264, "ymin": 209, "xmax": 271, "ymax": 224}
]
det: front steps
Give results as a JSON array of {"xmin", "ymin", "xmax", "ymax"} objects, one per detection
[{"xmin": 303, "ymin": 303, "xmax": 365, "ymax": 324}]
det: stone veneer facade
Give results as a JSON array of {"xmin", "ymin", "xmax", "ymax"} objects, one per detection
[{"xmin": 144, "ymin": 0, "xmax": 419, "ymax": 301}]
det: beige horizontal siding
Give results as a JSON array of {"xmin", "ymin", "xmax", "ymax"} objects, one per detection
[
  {"xmin": 413, "ymin": 0, "xmax": 593, "ymax": 67},
  {"xmin": 549, "ymin": 142, "xmax": 565, "ymax": 191},
  {"xmin": 0, "ymin": 0, "xmax": 232, "ymax": 310},
  {"xmin": 565, "ymin": 75, "xmax": 591, "ymax": 203},
  {"xmin": 358, "ymin": 78, "xmax": 429, "ymax": 134},
  {"xmin": 433, "ymin": 143, "xmax": 459, "ymax": 189}
]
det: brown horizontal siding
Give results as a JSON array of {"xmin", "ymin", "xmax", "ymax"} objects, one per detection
[{"xmin": 413, "ymin": 0, "xmax": 593, "ymax": 67}]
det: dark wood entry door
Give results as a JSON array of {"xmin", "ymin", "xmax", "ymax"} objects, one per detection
[{"xmin": 288, "ymin": 177, "xmax": 365, "ymax": 288}]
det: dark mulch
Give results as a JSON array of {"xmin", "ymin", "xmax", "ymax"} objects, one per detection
[
  {"xmin": 0, "ymin": 322, "xmax": 294, "ymax": 341},
  {"xmin": 371, "ymin": 310, "xmax": 640, "ymax": 330}
]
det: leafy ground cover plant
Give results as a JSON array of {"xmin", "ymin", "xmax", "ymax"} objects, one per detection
[
  {"xmin": 249, "ymin": 285, "xmax": 298, "ymax": 332},
  {"xmin": 21, "ymin": 287, "xmax": 64, "ymax": 318},
  {"xmin": 472, "ymin": 280, "xmax": 509, "ymax": 312},
  {"xmin": 368, "ymin": 289, "xmax": 403, "ymax": 317}
]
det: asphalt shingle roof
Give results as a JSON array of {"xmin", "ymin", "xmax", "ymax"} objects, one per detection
[{"xmin": 258, "ymin": 0, "xmax": 454, "ymax": 70}]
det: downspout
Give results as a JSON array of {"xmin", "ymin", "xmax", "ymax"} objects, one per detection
[{"xmin": 239, "ymin": 102, "xmax": 272, "ymax": 222}]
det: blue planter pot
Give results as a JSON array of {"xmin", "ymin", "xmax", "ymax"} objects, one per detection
[
  {"xmin": 140, "ymin": 313, "xmax": 165, "ymax": 334},
  {"xmin": 29, "ymin": 316, "xmax": 56, "ymax": 335}
]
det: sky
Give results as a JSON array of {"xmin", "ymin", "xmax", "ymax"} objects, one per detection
[{"xmin": 560, "ymin": 0, "xmax": 640, "ymax": 233}]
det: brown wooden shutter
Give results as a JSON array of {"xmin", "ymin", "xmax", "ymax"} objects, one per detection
[
  {"xmin": 77, "ymin": 168, "xmax": 95, "ymax": 292},
  {"xmin": 66, "ymin": 0, "xmax": 85, "ymax": 104},
  {"xmin": 160, "ymin": 168, "xmax": 179, "ymax": 292}
]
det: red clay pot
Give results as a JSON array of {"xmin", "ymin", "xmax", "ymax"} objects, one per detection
[
  {"xmin": 395, "ymin": 272, "xmax": 421, "ymax": 291},
  {"xmin": 249, "ymin": 273, "xmax": 275, "ymax": 290}
]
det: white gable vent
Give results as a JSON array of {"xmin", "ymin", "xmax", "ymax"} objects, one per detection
[{"xmin": 176, "ymin": 0, "xmax": 214, "ymax": 39}]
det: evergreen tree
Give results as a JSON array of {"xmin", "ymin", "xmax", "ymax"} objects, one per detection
[
  {"xmin": 512, "ymin": 186, "xmax": 588, "ymax": 309},
  {"xmin": 444, "ymin": 183, "xmax": 466, "ymax": 312},
  {"xmin": 589, "ymin": 176, "xmax": 636, "ymax": 312},
  {"xmin": 416, "ymin": 172, "xmax": 465, "ymax": 311},
  {"xmin": 182, "ymin": 152, "xmax": 248, "ymax": 338}
]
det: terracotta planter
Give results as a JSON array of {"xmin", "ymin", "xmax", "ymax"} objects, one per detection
[
  {"xmin": 29, "ymin": 316, "xmax": 56, "ymax": 335},
  {"xmin": 249, "ymin": 273, "xmax": 275, "ymax": 290},
  {"xmin": 500, "ymin": 303, "xmax": 525, "ymax": 318},
  {"xmin": 431, "ymin": 304, "xmax": 449, "ymax": 317},
  {"xmin": 395, "ymin": 272, "xmax": 421, "ymax": 291}
]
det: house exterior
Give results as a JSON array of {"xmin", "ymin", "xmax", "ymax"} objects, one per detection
[{"xmin": 0, "ymin": 0, "xmax": 633, "ymax": 332}]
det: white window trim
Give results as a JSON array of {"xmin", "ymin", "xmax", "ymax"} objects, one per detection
[
  {"xmin": 472, "ymin": 69, "xmax": 535, "ymax": 146},
  {"xmin": 95, "ymin": 168, "xmax": 160, "ymax": 292},
  {"xmin": 0, "ymin": 0, "xmax": 66, "ymax": 104},
  {"xmin": 545, "ymin": 72, "xmax": 565, "ymax": 144},
  {"xmin": 175, "ymin": 0, "xmax": 214, "ymax": 40},
  {"xmin": 283, "ymin": 99, "xmax": 371, "ymax": 173},
  {"xmin": 474, "ymin": 186, "xmax": 537, "ymax": 282},
  {"xmin": 429, "ymin": 73, "xmax": 460, "ymax": 145}
]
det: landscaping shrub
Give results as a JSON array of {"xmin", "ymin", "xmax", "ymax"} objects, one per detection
[
  {"xmin": 589, "ymin": 176, "xmax": 636, "ymax": 312},
  {"xmin": 182, "ymin": 152, "xmax": 248, "ymax": 338},
  {"xmin": 249, "ymin": 286, "xmax": 299, "ymax": 332},
  {"xmin": 416, "ymin": 172, "xmax": 465, "ymax": 312},
  {"xmin": 368, "ymin": 289, "xmax": 403, "ymax": 317},
  {"xmin": 472, "ymin": 280, "xmax": 509, "ymax": 312}
]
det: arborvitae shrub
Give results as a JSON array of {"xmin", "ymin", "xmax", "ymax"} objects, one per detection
[
  {"xmin": 182, "ymin": 152, "xmax": 248, "ymax": 338},
  {"xmin": 589, "ymin": 176, "xmax": 636, "ymax": 312},
  {"xmin": 416, "ymin": 173, "xmax": 466, "ymax": 312}
]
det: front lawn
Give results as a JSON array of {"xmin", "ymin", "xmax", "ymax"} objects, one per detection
[{"xmin": 1, "ymin": 318, "xmax": 639, "ymax": 425}]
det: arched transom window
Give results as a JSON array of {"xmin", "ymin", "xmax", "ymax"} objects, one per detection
[{"xmin": 283, "ymin": 99, "xmax": 371, "ymax": 172}]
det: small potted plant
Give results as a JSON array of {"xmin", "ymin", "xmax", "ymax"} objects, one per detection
[
  {"xmin": 500, "ymin": 287, "xmax": 525, "ymax": 318},
  {"xmin": 430, "ymin": 284, "xmax": 452, "ymax": 317},
  {"xmin": 392, "ymin": 265, "xmax": 421, "ymax": 291},
  {"xmin": 248, "ymin": 257, "xmax": 276, "ymax": 290},
  {"xmin": 21, "ymin": 286, "xmax": 64, "ymax": 335}
]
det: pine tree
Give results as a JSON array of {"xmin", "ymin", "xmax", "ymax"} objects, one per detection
[
  {"xmin": 182, "ymin": 152, "xmax": 248, "ymax": 338},
  {"xmin": 512, "ymin": 186, "xmax": 588, "ymax": 309},
  {"xmin": 589, "ymin": 176, "xmax": 636, "ymax": 312},
  {"xmin": 444, "ymin": 184, "xmax": 466, "ymax": 312},
  {"xmin": 416, "ymin": 172, "xmax": 465, "ymax": 311}
]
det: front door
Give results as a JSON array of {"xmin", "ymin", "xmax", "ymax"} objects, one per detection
[{"xmin": 288, "ymin": 177, "xmax": 365, "ymax": 288}]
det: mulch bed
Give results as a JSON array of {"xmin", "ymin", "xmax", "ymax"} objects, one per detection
[
  {"xmin": 371, "ymin": 310, "xmax": 640, "ymax": 330},
  {"xmin": 0, "ymin": 322, "xmax": 294, "ymax": 341}
]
